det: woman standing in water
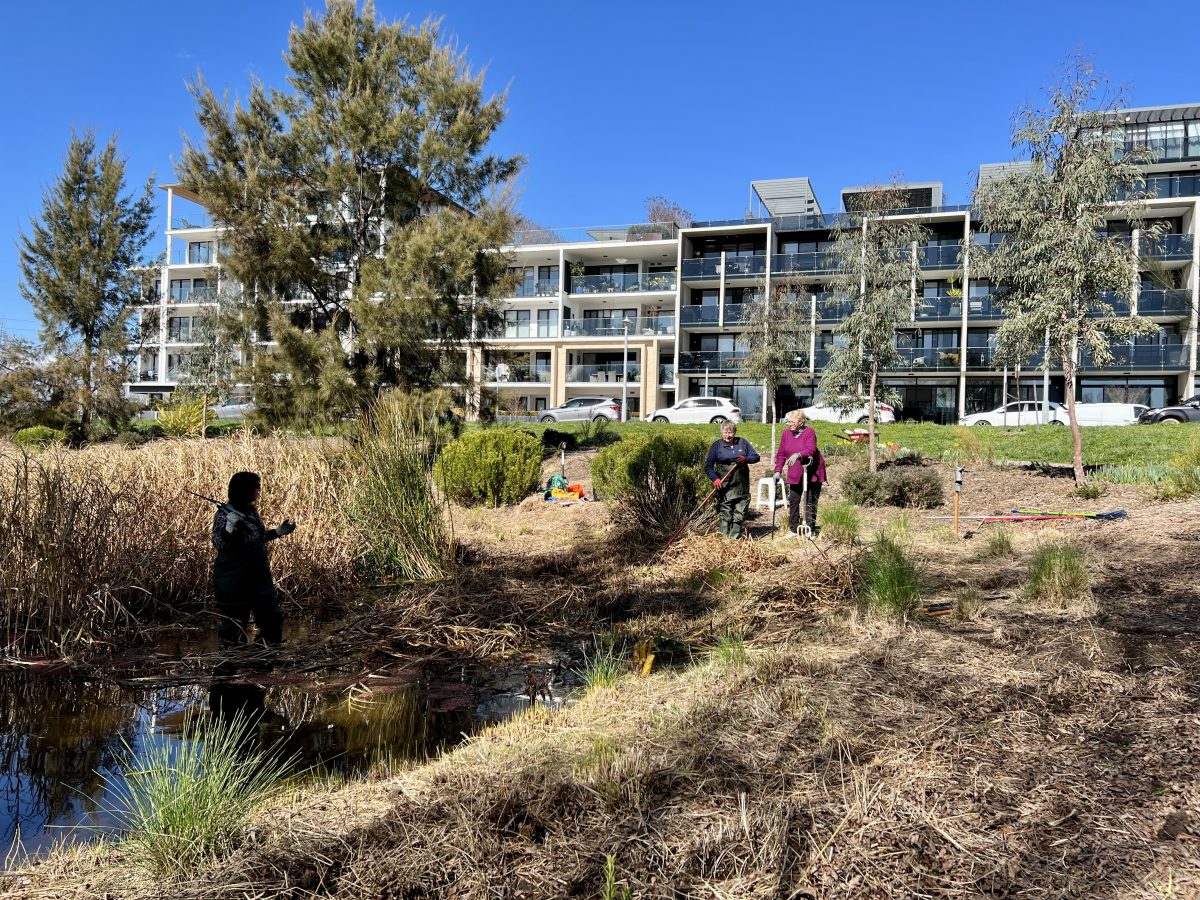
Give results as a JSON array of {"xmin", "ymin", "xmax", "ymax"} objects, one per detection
[{"xmin": 212, "ymin": 471, "xmax": 297, "ymax": 649}]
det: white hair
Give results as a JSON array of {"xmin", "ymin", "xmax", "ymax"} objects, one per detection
[{"xmin": 785, "ymin": 409, "xmax": 807, "ymax": 425}]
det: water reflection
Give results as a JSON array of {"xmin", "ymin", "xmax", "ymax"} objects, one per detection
[{"xmin": 0, "ymin": 655, "xmax": 574, "ymax": 864}]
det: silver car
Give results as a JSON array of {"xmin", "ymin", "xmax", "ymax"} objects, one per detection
[
  {"xmin": 211, "ymin": 396, "xmax": 256, "ymax": 420},
  {"xmin": 538, "ymin": 396, "xmax": 622, "ymax": 423}
]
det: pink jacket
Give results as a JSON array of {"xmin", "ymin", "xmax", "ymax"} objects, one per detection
[{"xmin": 775, "ymin": 427, "xmax": 826, "ymax": 485}]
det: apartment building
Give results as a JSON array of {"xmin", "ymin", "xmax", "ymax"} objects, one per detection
[{"xmin": 129, "ymin": 103, "xmax": 1200, "ymax": 423}]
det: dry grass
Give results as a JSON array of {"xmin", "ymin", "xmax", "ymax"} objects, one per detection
[
  {"xmin": 0, "ymin": 436, "xmax": 358, "ymax": 654},
  {"xmin": 5, "ymin": 464, "xmax": 1200, "ymax": 898}
]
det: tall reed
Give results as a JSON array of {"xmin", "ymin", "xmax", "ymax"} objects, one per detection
[{"xmin": 340, "ymin": 391, "xmax": 454, "ymax": 583}]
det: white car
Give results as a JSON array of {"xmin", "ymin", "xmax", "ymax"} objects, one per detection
[
  {"xmin": 648, "ymin": 396, "xmax": 742, "ymax": 424},
  {"xmin": 961, "ymin": 401, "xmax": 1066, "ymax": 426},
  {"xmin": 801, "ymin": 402, "xmax": 896, "ymax": 425},
  {"xmin": 211, "ymin": 397, "xmax": 257, "ymax": 420}
]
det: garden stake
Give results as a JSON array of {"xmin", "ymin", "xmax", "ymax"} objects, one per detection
[
  {"xmin": 661, "ymin": 459, "xmax": 745, "ymax": 552},
  {"xmin": 953, "ymin": 466, "xmax": 964, "ymax": 534}
]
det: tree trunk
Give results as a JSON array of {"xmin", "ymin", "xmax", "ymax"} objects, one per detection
[
  {"xmin": 80, "ymin": 343, "xmax": 94, "ymax": 430},
  {"xmin": 1063, "ymin": 358, "xmax": 1085, "ymax": 485},
  {"xmin": 868, "ymin": 363, "xmax": 878, "ymax": 473}
]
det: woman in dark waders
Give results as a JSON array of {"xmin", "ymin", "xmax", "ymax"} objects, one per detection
[
  {"xmin": 704, "ymin": 421, "xmax": 760, "ymax": 539},
  {"xmin": 212, "ymin": 471, "xmax": 297, "ymax": 649}
]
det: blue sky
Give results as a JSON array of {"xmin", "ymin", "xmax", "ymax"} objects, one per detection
[{"xmin": 2, "ymin": 0, "xmax": 1198, "ymax": 337}]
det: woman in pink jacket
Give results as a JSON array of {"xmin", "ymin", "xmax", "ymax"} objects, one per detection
[{"xmin": 774, "ymin": 409, "xmax": 827, "ymax": 535}]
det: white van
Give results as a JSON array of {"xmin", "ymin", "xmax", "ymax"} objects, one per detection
[{"xmin": 1069, "ymin": 403, "xmax": 1148, "ymax": 426}]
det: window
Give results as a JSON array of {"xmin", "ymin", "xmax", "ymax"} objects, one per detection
[
  {"xmin": 169, "ymin": 279, "xmax": 191, "ymax": 303},
  {"xmin": 536, "ymin": 309, "xmax": 558, "ymax": 337},
  {"xmin": 504, "ymin": 309, "xmax": 530, "ymax": 337},
  {"xmin": 676, "ymin": 399, "xmax": 699, "ymax": 409},
  {"xmin": 187, "ymin": 241, "xmax": 213, "ymax": 264},
  {"xmin": 167, "ymin": 316, "xmax": 194, "ymax": 342}
]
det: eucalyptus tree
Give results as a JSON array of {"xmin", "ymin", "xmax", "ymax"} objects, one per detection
[
  {"xmin": 975, "ymin": 61, "xmax": 1158, "ymax": 485},
  {"xmin": 739, "ymin": 275, "xmax": 813, "ymax": 450},
  {"xmin": 819, "ymin": 184, "xmax": 929, "ymax": 472},
  {"xmin": 178, "ymin": 0, "xmax": 521, "ymax": 423}
]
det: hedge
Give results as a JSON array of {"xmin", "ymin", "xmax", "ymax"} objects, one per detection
[{"xmin": 435, "ymin": 429, "xmax": 543, "ymax": 507}]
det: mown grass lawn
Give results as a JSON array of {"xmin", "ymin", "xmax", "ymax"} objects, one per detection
[{"xmin": 509, "ymin": 419, "xmax": 1200, "ymax": 467}]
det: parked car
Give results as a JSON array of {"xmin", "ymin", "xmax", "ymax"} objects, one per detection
[
  {"xmin": 211, "ymin": 396, "xmax": 256, "ymax": 420},
  {"xmin": 1138, "ymin": 395, "xmax": 1200, "ymax": 424},
  {"xmin": 1070, "ymin": 403, "xmax": 1148, "ymax": 425},
  {"xmin": 538, "ymin": 396, "xmax": 622, "ymax": 423},
  {"xmin": 961, "ymin": 401, "xmax": 1066, "ymax": 426},
  {"xmin": 801, "ymin": 402, "xmax": 896, "ymax": 425},
  {"xmin": 646, "ymin": 396, "xmax": 742, "ymax": 424}
]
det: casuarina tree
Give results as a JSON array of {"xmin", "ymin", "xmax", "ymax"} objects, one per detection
[
  {"xmin": 819, "ymin": 183, "xmax": 929, "ymax": 472},
  {"xmin": 18, "ymin": 132, "xmax": 155, "ymax": 433},
  {"xmin": 177, "ymin": 1, "xmax": 522, "ymax": 423},
  {"xmin": 975, "ymin": 59, "xmax": 1159, "ymax": 485}
]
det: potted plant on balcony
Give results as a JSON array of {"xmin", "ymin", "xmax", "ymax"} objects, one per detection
[
  {"xmin": 570, "ymin": 261, "xmax": 586, "ymax": 293},
  {"xmin": 626, "ymin": 223, "xmax": 665, "ymax": 242}
]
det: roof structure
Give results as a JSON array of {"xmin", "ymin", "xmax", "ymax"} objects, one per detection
[{"xmin": 750, "ymin": 178, "xmax": 823, "ymax": 218}]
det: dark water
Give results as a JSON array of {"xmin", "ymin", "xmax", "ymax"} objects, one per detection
[{"xmin": 0, "ymin": 652, "xmax": 576, "ymax": 865}]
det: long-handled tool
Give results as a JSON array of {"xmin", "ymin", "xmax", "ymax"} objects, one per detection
[
  {"xmin": 1012, "ymin": 508, "xmax": 1127, "ymax": 520},
  {"xmin": 662, "ymin": 458, "xmax": 745, "ymax": 552},
  {"xmin": 186, "ymin": 489, "xmax": 236, "ymax": 514}
]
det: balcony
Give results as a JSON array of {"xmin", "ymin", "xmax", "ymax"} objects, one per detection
[
  {"xmin": 509, "ymin": 279, "xmax": 560, "ymax": 299},
  {"xmin": 772, "ymin": 251, "xmax": 838, "ymax": 275},
  {"xmin": 968, "ymin": 295, "xmax": 1003, "ymax": 318},
  {"xmin": 885, "ymin": 347, "xmax": 963, "ymax": 372},
  {"xmin": 723, "ymin": 303, "xmax": 750, "ymax": 324},
  {"xmin": 814, "ymin": 348, "xmax": 832, "ymax": 369},
  {"xmin": 815, "ymin": 294, "xmax": 854, "ymax": 322},
  {"xmin": 1138, "ymin": 288, "xmax": 1191, "ymax": 316},
  {"xmin": 1080, "ymin": 343, "xmax": 1189, "ymax": 370},
  {"xmin": 169, "ymin": 288, "xmax": 217, "ymax": 305},
  {"xmin": 565, "ymin": 362, "xmax": 640, "ymax": 384},
  {"xmin": 501, "ymin": 323, "xmax": 560, "ymax": 339},
  {"xmin": 1140, "ymin": 233, "xmax": 1193, "ymax": 261},
  {"xmin": 915, "ymin": 296, "xmax": 963, "ymax": 320},
  {"xmin": 677, "ymin": 350, "xmax": 744, "ymax": 374},
  {"xmin": 681, "ymin": 256, "xmax": 766, "ymax": 280},
  {"xmin": 1093, "ymin": 292, "xmax": 1132, "ymax": 316},
  {"xmin": 659, "ymin": 364, "xmax": 676, "ymax": 384},
  {"xmin": 568, "ymin": 272, "xmax": 677, "ymax": 294},
  {"xmin": 919, "ymin": 243, "xmax": 962, "ymax": 269},
  {"xmin": 562, "ymin": 315, "xmax": 675, "ymax": 337},
  {"xmin": 681, "ymin": 305, "xmax": 720, "ymax": 326},
  {"xmin": 511, "ymin": 222, "xmax": 678, "ymax": 247},
  {"xmin": 966, "ymin": 347, "xmax": 996, "ymax": 369},
  {"xmin": 486, "ymin": 364, "xmax": 552, "ymax": 384}
]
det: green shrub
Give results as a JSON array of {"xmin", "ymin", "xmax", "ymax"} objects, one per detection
[
  {"xmin": 1094, "ymin": 462, "xmax": 1170, "ymax": 485},
  {"xmin": 576, "ymin": 637, "xmax": 625, "ymax": 690},
  {"xmin": 1072, "ymin": 481, "xmax": 1106, "ymax": 500},
  {"xmin": 435, "ymin": 429, "xmax": 543, "ymax": 507},
  {"xmin": 710, "ymin": 627, "xmax": 748, "ymax": 667},
  {"xmin": 100, "ymin": 713, "xmax": 294, "ymax": 877},
  {"xmin": 979, "ymin": 527, "xmax": 1015, "ymax": 559},
  {"xmin": 130, "ymin": 420, "xmax": 165, "ymax": 440},
  {"xmin": 576, "ymin": 416, "xmax": 618, "ymax": 448},
  {"xmin": 842, "ymin": 466, "xmax": 944, "ymax": 509},
  {"xmin": 115, "ymin": 430, "xmax": 148, "ymax": 449},
  {"xmin": 1157, "ymin": 437, "xmax": 1200, "ymax": 499},
  {"xmin": 346, "ymin": 392, "xmax": 455, "ymax": 582},
  {"xmin": 818, "ymin": 500, "xmax": 861, "ymax": 545},
  {"xmin": 87, "ymin": 420, "xmax": 118, "ymax": 444},
  {"xmin": 591, "ymin": 432, "xmax": 710, "ymax": 539},
  {"xmin": 12, "ymin": 426, "xmax": 67, "ymax": 451},
  {"xmin": 1026, "ymin": 543, "xmax": 1091, "ymax": 608},
  {"xmin": 859, "ymin": 535, "xmax": 920, "ymax": 617},
  {"xmin": 157, "ymin": 399, "xmax": 207, "ymax": 438}
]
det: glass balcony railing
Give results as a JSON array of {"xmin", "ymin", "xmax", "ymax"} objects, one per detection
[
  {"xmin": 511, "ymin": 222, "xmax": 678, "ymax": 247},
  {"xmin": 815, "ymin": 294, "xmax": 855, "ymax": 322},
  {"xmin": 564, "ymin": 363, "xmax": 640, "ymax": 383},
  {"xmin": 918, "ymin": 243, "xmax": 962, "ymax": 269},
  {"xmin": 501, "ymin": 322, "xmax": 560, "ymax": 338},
  {"xmin": 168, "ymin": 288, "xmax": 217, "ymax": 305},
  {"xmin": 723, "ymin": 303, "xmax": 750, "ymax": 324},
  {"xmin": 968, "ymin": 295, "xmax": 1003, "ymax": 318},
  {"xmin": 677, "ymin": 351, "xmax": 745, "ymax": 374},
  {"xmin": 485, "ymin": 365, "xmax": 552, "ymax": 383},
  {"xmin": 814, "ymin": 348, "xmax": 833, "ymax": 368},
  {"xmin": 1093, "ymin": 292, "xmax": 1132, "ymax": 316},
  {"xmin": 1140, "ymin": 233, "xmax": 1193, "ymax": 260},
  {"xmin": 966, "ymin": 347, "xmax": 996, "ymax": 369},
  {"xmin": 681, "ymin": 256, "xmax": 765, "ymax": 280},
  {"xmin": 772, "ymin": 251, "xmax": 838, "ymax": 275},
  {"xmin": 568, "ymin": 272, "xmax": 677, "ymax": 294},
  {"xmin": 1138, "ymin": 289, "xmax": 1191, "ymax": 316},
  {"xmin": 1119, "ymin": 173, "xmax": 1200, "ymax": 201},
  {"xmin": 1080, "ymin": 344, "xmax": 1189, "ymax": 370},
  {"xmin": 510, "ymin": 279, "xmax": 560, "ymax": 299},
  {"xmin": 562, "ymin": 315, "xmax": 675, "ymax": 337},
  {"xmin": 681, "ymin": 305, "xmax": 720, "ymax": 326},
  {"xmin": 915, "ymin": 296, "xmax": 963, "ymax": 320},
  {"xmin": 885, "ymin": 347, "xmax": 963, "ymax": 371}
]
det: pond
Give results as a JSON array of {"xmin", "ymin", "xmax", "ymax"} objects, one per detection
[{"xmin": 0, "ymin": 649, "xmax": 577, "ymax": 865}]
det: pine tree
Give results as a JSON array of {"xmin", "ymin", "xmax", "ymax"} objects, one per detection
[
  {"xmin": 177, "ymin": 1, "xmax": 521, "ymax": 423},
  {"xmin": 17, "ymin": 132, "xmax": 154, "ymax": 431},
  {"xmin": 819, "ymin": 183, "xmax": 929, "ymax": 472},
  {"xmin": 975, "ymin": 59, "xmax": 1158, "ymax": 485}
]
